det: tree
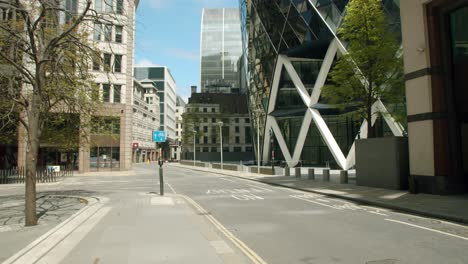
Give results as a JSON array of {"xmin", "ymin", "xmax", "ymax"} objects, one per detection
[
  {"xmin": 0, "ymin": 0, "xmax": 118, "ymax": 226},
  {"xmin": 321, "ymin": 0, "xmax": 405, "ymax": 138}
]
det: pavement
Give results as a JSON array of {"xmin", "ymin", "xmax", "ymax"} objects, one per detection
[
  {"xmin": 172, "ymin": 163, "xmax": 468, "ymax": 225},
  {"xmin": 0, "ymin": 167, "xmax": 252, "ymax": 264}
]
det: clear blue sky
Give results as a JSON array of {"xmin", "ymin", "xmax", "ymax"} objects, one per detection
[{"xmin": 134, "ymin": 0, "xmax": 239, "ymax": 103}]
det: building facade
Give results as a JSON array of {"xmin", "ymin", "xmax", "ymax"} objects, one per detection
[
  {"xmin": 173, "ymin": 95, "xmax": 186, "ymax": 161},
  {"xmin": 4, "ymin": 0, "xmax": 139, "ymax": 172},
  {"xmin": 182, "ymin": 93, "xmax": 254, "ymax": 162},
  {"xmin": 134, "ymin": 67, "xmax": 177, "ymax": 159},
  {"xmin": 132, "ymin": 79, "xmax": 160, "ymax": 163},
  {"xmin": 200, "ymin": 8, "xmax": 244, "ymax": 94},
  {"xmin": 400, "ymin": 0, "xmax": 468, "ymax": 194},
  {"xmin": 240, "ymin": 0, "xmax": 403, "ymax": 169}
]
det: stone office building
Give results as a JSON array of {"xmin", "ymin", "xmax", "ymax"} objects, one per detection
[
  {"xmin": 400, "ymin": 0, "xmax": 468, "ymax": 193},
  {"xmin": 132, "ymin": 79, "xmax": 160, "ymax": 163},
  {"xmin": 182, "ymin": 93, "xmax": 254, "ymax": 162}
]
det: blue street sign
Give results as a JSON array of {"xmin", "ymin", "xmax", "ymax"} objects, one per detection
[{"xmin": 153, "ymin": 130, "xmax": 166, "ymax": 142}]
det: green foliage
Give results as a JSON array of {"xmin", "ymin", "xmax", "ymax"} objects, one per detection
[{"xmin": 321, "ymin": 0, "xmax": 405, "ymax": 137}]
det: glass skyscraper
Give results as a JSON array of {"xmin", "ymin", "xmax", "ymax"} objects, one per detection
[
  {"xmin": 200, "ymin": 8, "xmax": 243, "ymax": 93},
  {"xmin": 240, "ymin": 0, "xmax": 404, "ymax": 169}
]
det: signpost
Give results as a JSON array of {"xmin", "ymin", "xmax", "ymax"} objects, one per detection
[{"xmin": 153, "ymin": 130, "xmax": 166, "ymax": 196}]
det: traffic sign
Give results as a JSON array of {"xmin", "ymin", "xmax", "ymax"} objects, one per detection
[{"xmin": 153, "ymin": 130, "xmax": 166, "ymax": 142}]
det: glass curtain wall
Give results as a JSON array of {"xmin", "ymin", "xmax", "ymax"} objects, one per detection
[
  {"xmin": 201, "ymin": 8, "xmax": 243, "ymax": 93},
  {"xmin": 241, "ymin": 0, "xmax": 402, "ymax": 168}
]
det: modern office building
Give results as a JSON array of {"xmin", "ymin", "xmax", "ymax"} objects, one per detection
[
  {"xmin": 200, "ymin": 8, "xmax": 244, "ymax": 94},
  {"xmin": 400, "ymin": 0, "xmax": 468, "ymax": 194},
  {"xmin": 132, "ymin": 79, "xmax": 160, "ymax": 163},
  {"xmin": 5, "ymin": 0, "xmax": 139, "ymax": 172},
  {"xmin": 173, "ymin": 95, "xmax": 186, "ymax": 161},
  {"xmin": 182, "ymin": 93, "xmax": 253, "ymax": 162},
  {"xmin": 134, "ymin": 67, "xmax": 177, "ymax": 159},
  {"xmin": 239, "ymin": 0, "xmax": 403, "ymax": 169}
]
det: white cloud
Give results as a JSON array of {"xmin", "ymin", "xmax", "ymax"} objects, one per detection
[
  {"xmin": 134, "ymin": 58, "xmax": 162, "ymax": 67},
  {"xmin": 166, "ymin": 48, "xmax": 199, "ymax": 61}
]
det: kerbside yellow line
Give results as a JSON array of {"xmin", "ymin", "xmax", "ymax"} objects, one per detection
[{"xmin": 178, "ymin": 194, "xmax": 267, "ymax": 264}]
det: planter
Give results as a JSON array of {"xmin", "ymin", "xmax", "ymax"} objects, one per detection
[{"xmin": 355, "ymin": 137, "xmax": 409, "ymax": 190}]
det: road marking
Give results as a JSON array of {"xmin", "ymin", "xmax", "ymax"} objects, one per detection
[
  {"xmin": 368, "ymin": 211, "xmax": 388, "ymax": 216},
  {"xmin": 385, "ymin": 219, "xmax": 468, "ymax": 241},
  {"xmin": 316, "ymin": 199, "xmax": 330, "ymax": 203},
  {"xmin": 167, "ymin": 183, "xmax": 177, "ymax": 194},
  {"xmin": 290, "ymin": 195, "xmax": 342, "ymax": 210},
  {"xmin": 179, "ymin": 194, "xmax": 267, "ymax": 264},
  {"xmin": 231, "ymin": 194, "xmax": 264, "ymax": 201},
  {"xmin": 220, "ymin": 177, "xmax": 273, "ymax": 192}
]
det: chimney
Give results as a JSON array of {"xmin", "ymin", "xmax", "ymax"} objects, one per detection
[{"xmin": 191, "ymin": 85, "xmax": 197, "ymax": 94}]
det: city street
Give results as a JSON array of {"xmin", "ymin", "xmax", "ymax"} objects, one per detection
[{"xmin": 1, "ymin": 163, "xmax": 468, "ymax": 264}]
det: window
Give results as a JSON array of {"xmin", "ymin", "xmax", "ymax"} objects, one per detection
[
  {"xmin": 95, "ymin": 0, "xmax": 102, "ymax": 12},
  {"xmin": 235, "ymin": 136, "xmax": 240, "ymax": 144},
  {"xmin": 102, "ymin": 84, "xmax": 110, "ymax": 102},
  {"xmin": 211, "ymin": 147, "xmax": 217, "ymax": 152},
  {"xmin": 212, "ymin": 118, "xmax": 216, "ymax": 123},
  {"xmin": 235, "ymin": 118, "xmax": 239, "ymax": 123},
  {"xmin": 212, "ymin": 108, "xmax": 215, "ymax": 112},
  {"xmin": 92, "ymin": 56, "xmax": 100, "ymax": 71},
  {"xmin": 176, "ymin": 124, "xmax": 179, "ymax": 129},
  {"xmin": 113, "ymin": 85, "xmax": 121, "ymax": 103},
  {"xmin": 235, "ymin": 126, "xmax": 239, "ymax": 133},
  {"xmin": 203, "ymin": 108, "xmax": 207, "ymax": 112},
  {"xmin": 176, "ymin": 131, "xmax": 179, "ymax": 136},
  {"xmin": 246, "ymin": 147, "xmax": 253, "ymax": 152},
  {"xmin": 211, "ymin": 137, "xmax": 216, "ymax": 144},
  {"xmin": 203, "ymin": 126, "xmax": 208, "ymax": 133},
  {"xmin": 104, "ymin": 24, "xmax": 112, "ymax": 41},
  {"xmin": 116, "ymin": 0, "xmax": 123, "ymax": 14},
  {"xmin": 203, "ymin": 118, "xmax": 207, "ymax": 123},
  {"xmin": 65, "ymin": 0, "xmax": 78, "ymax": 23},
  {"xmin": 93, "ymin": 23, "xmax": 101, "ymax": 40},
  {"xmin": 234, "ymin": 147, "xmax": 242, "ymax": 152},
  {"xmin": 105, "ymin": 0, "xmax": 113, "ymax": 12},
  {"xmin": 245, "ymin": 118, "xmax": 250, "ymax": 123},
  {"xmin": 223, "ymin": 147, "xmax": 229, "ymax": 152},
  {"xmin": 203, "ymin": 136, "xmax": 208, "ymax": 144},
  {"xmin": 103, "ymin": 53, "xmax": 111, "ymax": 71},
  {"xmin": 202, "ymin": 147, "xmax": 209, "ymax": 152},
  {"xmin": 115, "ymin": 26, "xmax": 123, "ymax": 43},
  {"xmin": 114, "ymin": 55, "xmax": 122, "ymax": 72}
]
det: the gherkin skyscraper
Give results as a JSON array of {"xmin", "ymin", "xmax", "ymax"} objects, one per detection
[{"xmin": 239, "ymin": 0, "xmax": 403, "ymax": 169}]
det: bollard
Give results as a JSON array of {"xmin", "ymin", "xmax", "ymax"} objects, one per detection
[
  {"xmin": 323, "ymin": 169, "xmax": 330, "ymax": 181},
  {"xmin": 340, "ymin": 170, "xmax": 348, "ymax": 184},
  {"xmin": 308, "ymin": 168, "xmax": 315, "ymax": 180},
  {"xmin": 285, "ymin": 167, "xmax": 290, "ymax": 176},
  {"xmin": 158, "ymin": 159, "xmax": 164, "ymax": 196},
  {"xmin": 295, "ymin": 167, "xmax": 301, "ymax": 178}
]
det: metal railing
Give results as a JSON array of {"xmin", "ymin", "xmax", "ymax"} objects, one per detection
[{"xmin": 0, "ymin": 166, "xmax": 74, "ymax": 184}]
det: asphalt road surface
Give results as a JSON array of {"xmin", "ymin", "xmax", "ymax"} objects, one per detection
[
  {"xmin": 2, "ymin": 163, "xmax": 467, "ymax": 264},
  {"xmin": 163, "ymin": 164, "xmax": 468, "ymax": 264}
]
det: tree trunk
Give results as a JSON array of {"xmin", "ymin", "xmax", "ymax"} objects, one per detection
[
  {"xmin": 24, "ymin": 91, "xmax": 42, "ymax": 226},
  {"xmin": 367, "ymin": 107, "xmax": 375, "ymax": 138}
]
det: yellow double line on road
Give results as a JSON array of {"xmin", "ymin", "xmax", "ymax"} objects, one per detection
[{"xmin": 178, "ymin": 194, "xmax": 267, "ymax": 264}]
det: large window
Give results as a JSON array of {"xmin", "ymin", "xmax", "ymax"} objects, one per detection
[
  {"xmin": 102, "ymin": 84, "xmax": 110, "ymax": 102},
  {"xmin": 114, "ymin": 55, "xmax": 122, "ymax": 73},
  {"xmin": 116, "ymin": 0, "xmax": 123, "ymax": 14},
  {"xmin": 113, "ymin": 85, "xmax": 121, "ymax": 103},
  {"xmin": 103, "ymin": 53, "xmax": 111, "ymax": 71},
  {"xmin": 115, "ymin": 26, "xmax": 123, "ymax": 43},
  {"xmin": 93, "ymin": 23, "xmax": 101, "ymax": 40},
  {"xmin": 104, "ymin": 24, "xmax": 112, "ymax": 41}
]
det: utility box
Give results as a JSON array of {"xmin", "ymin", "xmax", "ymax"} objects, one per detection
[{"xmin": 355, "ymin": 137, "xmax": 409, "ymax": 190}]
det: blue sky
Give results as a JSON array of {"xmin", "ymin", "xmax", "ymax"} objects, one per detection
[{"xmin": 134, "ymin": 0, "xmax": 239, "ymax": 102}]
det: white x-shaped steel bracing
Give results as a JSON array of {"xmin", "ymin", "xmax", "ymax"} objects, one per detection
[{"xmin": 262, "ymin": 39, "xmax": 405, "ymax": 169}]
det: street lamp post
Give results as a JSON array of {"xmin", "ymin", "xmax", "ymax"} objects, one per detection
[
  {"xmin": 218, "ymin": 121, "xmax": 223, "ymax": 170},
  {"xmin": 192, "ymin": 129, "xmax": 196, "ymax": 166}
]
